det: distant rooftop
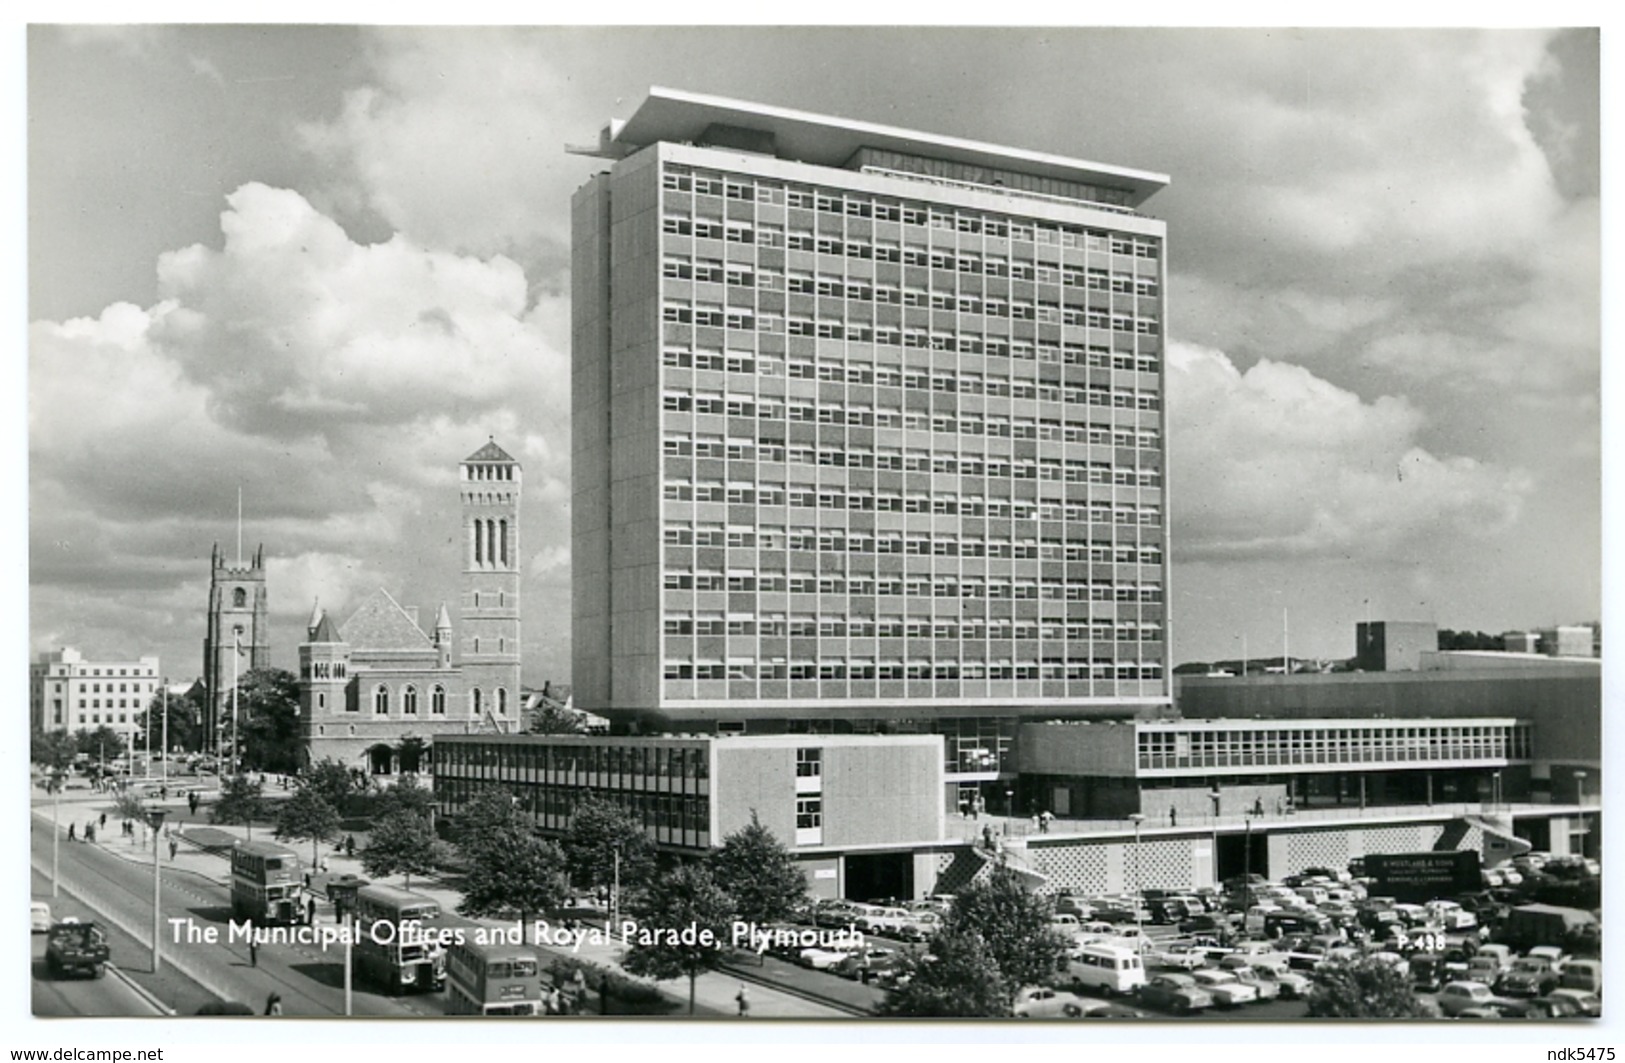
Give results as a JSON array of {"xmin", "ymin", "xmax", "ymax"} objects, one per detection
[{"xmin": 572, "ymin": 86, "xmax": 1170, "ymax": 209}]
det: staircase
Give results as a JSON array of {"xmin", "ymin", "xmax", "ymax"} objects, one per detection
[{"xmin": 970, "ymin": 834, "xmax": 1049, "ymax": 890}]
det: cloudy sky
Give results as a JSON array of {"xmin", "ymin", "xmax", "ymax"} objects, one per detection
[{"xmin": 26, "ymin": 25, "xmax": 1600, "ymax": 686}]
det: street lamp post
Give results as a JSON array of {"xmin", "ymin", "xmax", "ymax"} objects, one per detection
[
  {"xmin": 50, "ymin": 769, "xmax": 65, "ymax": 898},
  {"xmin": 1574, "ymin": 771, "xmax": 1588, "ymax": 858},
  {"xmin": 147, "ymin": 807, "xmax": 168, "ymax": 973},
  {"xmin": 1128, "ymin": 813, "xmax": 1145, "ymax": 946},
  {"xmin": 1243, "ymin": 816, "xmax": 1252, "ymax": 885},
  {"xmin": 1492, "ymin": 770, "xmax": 1502, "ymax": 809},
  {"xmin": 161, "ymin": 679, "xmax": 169, "ymax": 789}
]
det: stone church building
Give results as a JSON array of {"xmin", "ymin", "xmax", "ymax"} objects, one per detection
[{"xmin": 297, "ymin": 440, "xmax": 525, "ymax": 775}]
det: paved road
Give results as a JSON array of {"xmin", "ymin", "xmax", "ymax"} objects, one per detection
[{"xmin": 30, "ymin": 815, "xmax": 442, "ymax": 1018}]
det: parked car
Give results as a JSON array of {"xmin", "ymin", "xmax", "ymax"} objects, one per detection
[
  {"xmin": 1499, "ymin": 958, "xmax": 1561, "ymax": 998},
  {"xmin": 1223, "ymin": 965, "xmax": 1281, "ymax": 1001},
  {"xmin": 1189, "ymin": 969, "xmax": 1259, "ymax": 1006},
  {"xmin": 1145, "ymin": 941, "xmax": 1208, "ymax": 971},
  {"xmin": 31, "ymin": 902, "xmax": 51, "ymax": 934},
  {"xmin": 1136, "ymin": 973, "xmax": 1214, "ymax": 1015},
  {"xmin": 1522, "ymin": 995, "xmax": 1585, "ymax": 1019},
  {"xmin": 1437, "ymin": 980, "xmax": 1497, "ymax": 1017},
  {"xmin": 1013, "ymin": 986, "xmax": 1095, "ymax": 1018},
  {"xmin": 1243, "ymin": 960, "xmax": 1312, "ymax": 999},
  {"xmin": 799, "ymin": 939, "xmax": 865, "ymax": 970},
  {"xmin": 1559, "ymin": 958, "xmax": 1600, "ymax": 994},
  {"xmin": 1178, "ymin": 913, "xmax": 1229, "ymax": 936},
  {"xmin": 833, "ymin": 946, "xmax": 905, "ymax": 984},
  {"xmin": 1544, "ymin": 988, "xmax": 1601, "ymax": 1017}
]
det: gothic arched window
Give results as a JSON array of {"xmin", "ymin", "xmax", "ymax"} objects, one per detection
[
  {"xmin": 403, "ymin": 686, "xmax": 418, "ymax": 715},
  {"xmin": 373, "ymin": 685, "xmax": 389, "ymax": 715},
  {"xmin": 233, "ymin": 588, "xmax": 247, "ymax": 608},
  {"xmin": 496, "ymin": 688, "xmax": 508, "ymax": 716},
  {"xmin": 431, "ymin": 685, "xmax": 446, "ymax": 715}
]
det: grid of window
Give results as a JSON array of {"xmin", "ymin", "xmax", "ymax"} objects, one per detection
[
  {"xmin": 1136, "ymin": 721, "xmax": 1534, "ymax": 775},
  {"xmin": 655, "ymin": 162, "xmax": 1165, "ymax": 704},
  {"xmin": 435, "ymin": 739, "xmax": 712, "ymax": 849}
]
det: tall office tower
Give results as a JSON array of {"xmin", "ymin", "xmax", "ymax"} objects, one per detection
[
  {"xmin": 571, "ymin": 89, "xmax": 1171, "ymax": 775},
  {"xmin": 204, "ymin": 541, "xmax": 270, "ymax": 755},
  {"xmin": 459, "ymin": 439, "xmax": 523, "ymax": 720}
]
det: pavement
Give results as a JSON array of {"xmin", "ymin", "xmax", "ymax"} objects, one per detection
[{"xmin": 34, "ymin": 783, "xmax": 842, "ymax": 1019}]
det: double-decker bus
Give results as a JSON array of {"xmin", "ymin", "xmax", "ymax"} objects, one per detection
[
  {"xmin": 444, "ymin": 937, "xmax": 544, "ymax": 1015},
  {"xmin": 353, "ymin": 884, "xmax": 447, "ymax": 994},
  {"xmin": 229, "ymin": 840, "xmax": 302, "ymax": 924}
]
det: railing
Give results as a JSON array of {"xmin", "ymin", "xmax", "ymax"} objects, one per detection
[
  {"xmin": 858, "ymin": 165, "xmax": 1140, "ymax": 217},
  {"xmin": 946, "ymin": 800, "xmax": 1579, "ymax": 843}
]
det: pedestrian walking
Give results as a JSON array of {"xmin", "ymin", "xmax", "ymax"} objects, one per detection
[
  {"xmin": 66, "ymin": 823, "xmax": 75, "ymax": 842},
  {"xmin": 1170, "ymin": 807, "xmax": 1178, "ymax": 827},
  {"xmin": 264, "ymin": 992, "xmax": 281, "ymax": 1015},
  {"xmin": 344, "ymin": 835, "xmax": 355, "ymax": 857},
  {"xmin": 169, "ymin": 837, "xmax": 178, "ymax": 862},
  {"xmin": 85, "ymin": 823, "xmax": 95, "ymax": 844},
  {"xmin": 99, "ymin": 812, "xmax": 106, "ymax": 831},
  {"xmin": 188, "ymin": 792, "xmax": 198, "ymax": 816},
  {"xmin": 159, "ymin": 785, "xmax": 167, "ymax": 800},
  {"xmin": 307, "ymin": 897, "xmax": 317, "ymax": 926},
  {"xmin": 736, "ymin": 984, "xmax": 750, "ymax": 1017},
  {"xmin": 957, "ymin": 798, "xmax": 969, "ymax": 819},
  {"xmin": 248, "ymin": 938, "xmax": 258, "ymax": 967}
]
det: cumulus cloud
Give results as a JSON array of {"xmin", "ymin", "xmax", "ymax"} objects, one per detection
[
  {"xmin": 1168, "ymin": 342, "xmax": 1530, "ymax": 562},
  {"xmin": 29, "ymin": 182, "xmax": 575, "ymax": 677}
]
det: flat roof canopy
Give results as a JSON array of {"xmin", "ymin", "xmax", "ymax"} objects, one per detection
[{"xmin": 578, "ymin": 86, "xmax": 1169, "ymax": 208}]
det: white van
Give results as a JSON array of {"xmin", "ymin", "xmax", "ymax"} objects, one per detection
[{"xmin": 1069, "ymin": 944, "xmax": 1147, "ymax": 995}]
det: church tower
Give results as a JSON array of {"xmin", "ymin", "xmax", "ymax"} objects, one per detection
[
  {"xmin": 203, "ymin": 541, "xmax": 270, "ymax": 757},
  {"xmin": 460, "ymin": 439, "xmax": 522, "ymax": 729}
]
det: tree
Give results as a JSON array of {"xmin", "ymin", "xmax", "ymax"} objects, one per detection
[
  {"xmin": 878, "ymin": 927, "xmax": 1010, "ymax": 1017},
  {"xmin": 620, "ymin": 863, "xmax": 735, "ymax": 1015},
  {"xmin": 112, "ymin": 789, "xmax": 151, "ymax": 827},
  {"xmin": 236, "ymin": 668, "xmax": 302, "ymax": 773},
  {"xmin": 941, "ymin": 866, "xmax": 1066, "ymax": 1002},
  {"xmin": 563, "ymin": 795, "xmax": 656, "ymax": 897},
  {"xmin": 709, "ymin": 811, "xmax": 808, "ymax": 924},
  {"xmin": 75, "ymin": 725, "xmax": 128, "ymax": 762},
  {"xmin": 374, "ymin": 771, "xmax": 435, "ymax": 820},
  {"xmin": 302, "ymin": 758, "xmax": 358, "ymax": 814},
  {"xmin": 455, "ymin": 791, "xmax": 570, "ymax": 932},
  {"xmin": 31, "ymin": 729, "xmax": 77, "ymax": 772},
  {"xmin": 211, "ymin": 773, "xmax": 267, "ymax": 839},
  {"xmin": 1305, "ymin": 957, "xmax": 1431, "ymax": 1018},
  {"xmin": 275, "ymin": 786, "xmax": 342, "ymax": 866},
  {"xmin": 528, "ymin": 702, "xmax": 584, "ymax": 735},
  {"xmin": 140, "ymin": 684, "xmax": 205, "ymax": 754},
  {"xmin": 397, "ymin": 734, "xmax": 428, "ymax": 774},
  {"xmin": 360, "ymin": 811, "xmax": 444, "ymax": 891}
]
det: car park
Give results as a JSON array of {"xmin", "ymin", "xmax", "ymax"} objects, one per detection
[
  {"xmin": 1013, "ymin": 986, "xmax": 1095, "ymax": 1018},
  {"xmin": 1136, "ymin": 973, "xmax": 1214, "ymax": 1015},
  {"xmin": 1190, "ymin": 969, "xmax": 1260, "ymax": 1006}
]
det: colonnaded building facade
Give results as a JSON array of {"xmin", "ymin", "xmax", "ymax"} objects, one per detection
[{"xmin": 297, "ymin": 440, "xmax": 526, "ymax": 773}]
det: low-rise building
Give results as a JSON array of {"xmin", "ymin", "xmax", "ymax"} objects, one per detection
[{"xmin": 30, "ymin": 647, "xmax": 162, "ymax": 749}]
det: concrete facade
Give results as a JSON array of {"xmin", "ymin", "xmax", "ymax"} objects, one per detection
[
  {"xmin": 569, "ymin": 88, "xmax": 1173, "ymax": 744},
  {"xmin": 30, "ymin": 647, "xmax": 161, "ymax": 749}
]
